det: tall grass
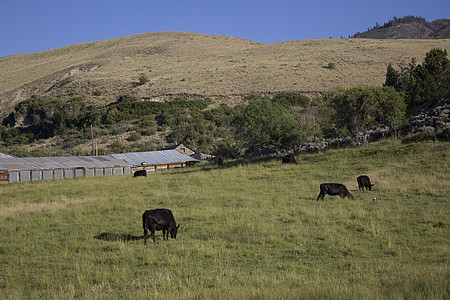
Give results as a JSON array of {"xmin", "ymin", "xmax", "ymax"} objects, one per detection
[{"xmin": 0, "ymin": 140, "xmax": 448, "ymax": 299}]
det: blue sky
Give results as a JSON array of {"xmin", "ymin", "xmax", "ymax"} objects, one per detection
[{"xmin": 0, "ymin": 0, "xmax": 449, "ymax": 58}]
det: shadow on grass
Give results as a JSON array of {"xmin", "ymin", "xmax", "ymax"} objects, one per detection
[
  {"xmin": 167, "ymin": 155, "xmax": 282, "ymax": 175},
  {"xmin": 94, "ymin": 232, "xmax": 144, "ymax": 242}
]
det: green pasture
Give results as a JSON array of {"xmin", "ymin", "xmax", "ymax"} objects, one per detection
[{"xmin": 0, "ymin": 140, "xmax": 448, "ymax": 299}]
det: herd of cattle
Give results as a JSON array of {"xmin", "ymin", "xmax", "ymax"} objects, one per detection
[
  {"xmin": 137, "ymin": 154, "xmax": 375, "ymax": 244},
  {"xmin": 317, "ymin": 175, "xmax": 373, "ymax": 201}
]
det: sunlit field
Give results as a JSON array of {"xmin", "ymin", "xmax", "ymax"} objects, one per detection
[{"xmin": 0, "ymin": 140, "xmax": 448, "ymax": 299}]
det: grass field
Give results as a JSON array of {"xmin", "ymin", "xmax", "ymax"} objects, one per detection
[{"xmin": 0, "ymin": 140, "xmax": 449, "ymax": 299}]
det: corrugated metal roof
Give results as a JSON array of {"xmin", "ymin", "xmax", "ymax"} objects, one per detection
[
  {"xmin": 0, "ymin": 155, "xmax": 130, "ymax": 171},
  {"xmin": 111, "ymin": 149, "xmax": 197, "ymax": 166},
  {"xmin": 0, "ymin": 149, "xmax": 197, "ymax": 172}
]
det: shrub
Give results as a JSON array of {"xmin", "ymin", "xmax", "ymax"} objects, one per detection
[
  {"xmin": 138, "ymin": 73, "xmax": 149, "ymax": 85},
  {"xmin": 93, "ymin": 89, "xmax": 103, "ymax": 96},
  {"xmin": 140, "ymin": 128, "xmax": 156, "ymax": 136},
  {"xmin": 127, "ymin": 132, "xmax": 141, "ymax": 142},
  {"xmin": 213, "ymin": 140, "xmax": 242, "ymax": 158},
  {"xmin": 324, "ymin": 62, "xmax": 336, "ymax": 69},
  {"xmin": 233, "ymin": 96, "xmax": 309, "ymax": 151},
  {"xmin": 272, "ymin": 92, "xmax": 310, "ymax": 107},
  {"xmin": 327, "ymin": 86, "xmax": 407, "ymax": 139}
]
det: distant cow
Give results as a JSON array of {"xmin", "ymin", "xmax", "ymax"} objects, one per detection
[
  {"xmin": 317, "ymin": 183, "xmax": 354, "ymax": 201},
  {"xmin": 357, "ymin": 175, "xmax": 374, "ymax": 191},
  {"xmin": 282, "ymin": 154, "xmax": 298, "ymax": 164},
  {"xmin": 134, "ymin": 170, "xmax": 147, "ymax": 177},
  {"xmin": 213, "ymin": 156, "xmax": 224, "ymax": 165},
  {"xmin": 142, "ymin": 208, "xmax": 179, "ymax": 244}
]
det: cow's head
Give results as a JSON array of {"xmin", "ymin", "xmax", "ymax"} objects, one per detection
[{"xmin": 170, "ymin": 224, "xmax": 180, "ymax": 239}]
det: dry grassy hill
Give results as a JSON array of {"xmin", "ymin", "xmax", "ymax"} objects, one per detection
[{"xmin": 1, "ymin": 31, "xmax": 449, "ymax": 117}]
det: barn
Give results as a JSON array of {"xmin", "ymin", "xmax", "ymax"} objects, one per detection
[
  {"xmin": 112, "ymin": 149, "xmax": 198, "ymax": 173},
  {"xmin": 160, "ymin": 143, "xmax": 196, "ymax": 156},
  {"xmin": 0, "ymin": 155, "xmax": 132, "ymax": 183},
  {"xmin": 0, "ymin": 149, "xmax": 198, "ymax": 183}
]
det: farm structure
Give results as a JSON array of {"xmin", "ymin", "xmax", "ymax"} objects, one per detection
[
  {"xmin": 0, "ymin": 150, "xmax": 198, "ymax": 183},
  {"xmin": 112, "ymin": 149, "xmax": 198, "ymax": 173},
  {"xmin": 0, "ymin": 155, "xmax": 132, "ymax": 183},
  {"xmin": 160, "ymin": 143, "xmax": 196, "ymax": 156}
]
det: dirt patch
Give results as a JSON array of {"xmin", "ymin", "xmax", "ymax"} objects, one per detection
[{"xmin": 0, "ymin": 198, "xmax": 94, "ymax": 219}]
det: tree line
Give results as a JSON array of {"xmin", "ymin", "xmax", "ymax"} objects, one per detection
[{"xmin": 0, "ymin": 48, "xmax": 448, "ymax": 157}]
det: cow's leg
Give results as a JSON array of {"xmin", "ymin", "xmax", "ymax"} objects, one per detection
[
  {"xmin": 162, "ymin": 229, "xmax": 167, "ymax": 240},
  {"xmin": 317, "ymin": 192, "xmax": 325, "ymax": 201},
  {"xmin": 143, "ymin": 216, "xmax": 148, "ymax": 245},
  {"xmin": 150, "ymin": 227, "xmax": 156, "ymax": 243},
  {"xmin": 144, "ymin": 228, "xmax": 148, "ymax": 245}
]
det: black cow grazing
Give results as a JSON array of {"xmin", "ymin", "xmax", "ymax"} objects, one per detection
[
  {"xmin": 282, "ymin": 154, "xmax": 298, "ymax": 164},
  {"xmin": 142, "ymin": 208, "xmax": 179, "ymax": 244},
  {"xmin": 213, "ymin": 156, "xmax": 224, "ymax": 165},
  {"xmin": 357, "ymin": 175, "xmax": 374, "ymax": 191},
  {"xmin": 134, "ymin": 170, "xmax": 147, "ymax": 177},
  {"xmin": 317, "ymin": 183, "xmax": 354, "ymax": 201}
]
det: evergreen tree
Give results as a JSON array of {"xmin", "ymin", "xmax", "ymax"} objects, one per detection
[
  {"xmin": 416, "ymin": 48, "xmax": 450, "ymax": 103},
  {"xmin": 384, "ymin": 63, "xmax": 400, "ymax": 90},
  {"xmin": 384, "ymin": 48, "xmax": 449, "ymax": 110}
]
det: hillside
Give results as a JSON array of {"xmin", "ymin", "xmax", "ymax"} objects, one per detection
[
  {"xmin": 1, "ymin": 31, "xmax": 449, "ymax": 117},
  {"xmin": 352, "ymin": 16, "xmax": 450, "ymax": 39}
]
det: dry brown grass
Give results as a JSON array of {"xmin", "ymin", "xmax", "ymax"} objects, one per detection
[{"xmin": 1, "ymin": 31, "xmax": 449, "ymax": 116}]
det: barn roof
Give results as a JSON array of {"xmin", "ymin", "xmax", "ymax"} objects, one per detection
[
  {"xmin": 0, "ymin": 150, "xmax": 197, "ymax": 172},
  {"xmin": 0, "ymin": 155, "xmax": 130, "ymax": 171},
  {"xmin": 111, "ymin": 149, "xmax": 197, "ymax": 166},
  {"xmin": 160, "ymin": 143, "xmax": 195, "ymax": 155}
]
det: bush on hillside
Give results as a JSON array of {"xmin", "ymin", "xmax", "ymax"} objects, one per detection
[
  {"xmin": 233, "ymin": 96, "xmax": 310, "ymax": 151},
  {"xmin": 327, "ymin": 86, "xmax": 407, "ymax": 141}
]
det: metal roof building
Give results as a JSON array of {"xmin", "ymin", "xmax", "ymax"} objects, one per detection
[
  {"xmin": 0, "ymin": 149, "xmax": 198, "ymax": 183},
  {"xmin": 0, "ymin": 155, "xmax": 132, "ymax": 183},
  {"xmin": 112, "ymin": 149, "xmax": 198, "ymax": 172}
]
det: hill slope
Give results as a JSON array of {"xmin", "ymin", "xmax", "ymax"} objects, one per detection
[
  {"xmin": 1, "ymin": 31, "xmax": 449, "ymax": 117},
  {"xmin": 352, "ymin": 17, "xmax": 450, "ymax": 39}
]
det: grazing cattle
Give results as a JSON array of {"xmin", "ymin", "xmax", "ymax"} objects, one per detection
[
  {"xmin": 282, "ymin": 154, "xmax": 298, "ymax": 164},
  {"xmin": 142, "ymin": 208, "xmax": 179, "ymax": 244},
  {"xmin": 212, "ymin": 156, "xmax": 224, "ymax": 165},
  {"xmin": 134, "ymin": 170, "xmax": 147, "ymax": 177},
  {"xmin": 357, "ymin": 175, "xmax": 374, "ymax": 191},
  {"xmin": 317, "ymin": 183, "xmax": 354, "ymax": 201}
]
